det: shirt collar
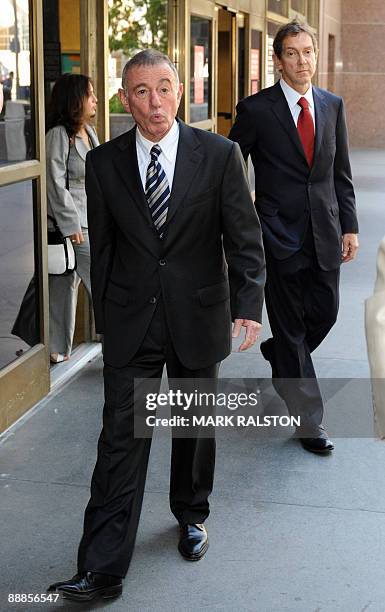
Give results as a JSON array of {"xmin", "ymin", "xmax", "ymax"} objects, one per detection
[
  {"xmin": 280, "ymin": 78, "xmax": 314, "ymax": 111},
  {"xmin": 136, "ymin": 120, "xmax": 179, "ymax": 162}
]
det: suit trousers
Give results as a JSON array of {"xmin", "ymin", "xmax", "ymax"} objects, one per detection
[
  {"xmin": 264, "ymin": 226, "xmax": 340, "ymax": 432},
  {"xmin": 49, "ymin": 229, "xmax": 91, "ymax": 355},
  {"xmin": 77, "ymin": 300, "xmax": 219, "ymax": 577}
]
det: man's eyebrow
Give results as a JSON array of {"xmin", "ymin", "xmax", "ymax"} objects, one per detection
[
  {"xmin": 133, "ymin": 78, "xmax": 172, "ymax": 89},
  {"xmin": 285, "ymin": 45, "xmax": 313, "ymax": 51}
]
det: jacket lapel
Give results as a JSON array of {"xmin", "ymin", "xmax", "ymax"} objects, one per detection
[
  {"xmin": 269, "ymin": 81, "xmax": 308, "ymax": 166},
  {"xmin": 111, "ymin": 121, "xmax": 204, "ymax": 233},
  {"xmin": 73, "ymin": 134, "xmax": 88, "ymax": 161},
  {"xmin": 73, "ymin": 125, "xmax": 100, "ymax": 160},
  {"xmin": 86, "ymin": 125, "xmax": 100, "ymax": 149},
  {"xmin": 163, "ymin": 120, "xmax": 204, "ymax": 228},
  {"xmin": 311, "ymin": 87, "xmax": 328, "ymax": 171},
  {"xmin": 112, "ymin": 126, "xmax": 153, "ymax": 225}
]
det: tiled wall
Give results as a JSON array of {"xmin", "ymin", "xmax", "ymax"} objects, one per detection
[
  {"xmin": 341, "ymin": 0, "xmax": 385, "ymax": 147},
  {"xmin": 319, "ymin": 0, "xmax": 385, "ymax": 147}
]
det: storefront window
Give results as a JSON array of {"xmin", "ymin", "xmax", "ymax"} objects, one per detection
[
  {"xmin": 308, "ymin": 0, "xmax": 319, "ymax": 28},
  {"xmin": 108, "ymin": 0, "xmax": 168, "ymax": 139},
  {"xmin": 238, "ymin": 24, "xmax": 245, "ymax": 102},
  {"xmin": 266, "ymin": 22, "xmax": 280, "ymax": 88},
  {"xmin": 250, "ymin": 30, "xmax": 262, "ymax": 95},
  {"xmin": 291, "ymin": 0, "xmax": 306, "ymax": 14},
  {"xmin": 268, "ymin": 0, "xmax": 288, "ymax": 17},
  {"xmin": 1, "ymin": 180, "xmax": 39, "ymax": 368},
  {"xmin": 190, "ymin": 16, "xmax": 211, "ymax": 123},
  {"xmin": 0, "ymin": 0, "xmax": 34, "ymax": 166}
]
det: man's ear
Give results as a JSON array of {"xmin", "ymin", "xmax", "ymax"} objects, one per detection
[
  {"xmin": 118, "ymin": 88, "xmax": 130, "ymax": 113},
  {"xmin": 177, "ymin": 82, "xmax": 184, "ymax": 104},
  {"xmin": 272, "ymin": 53, "xmax": 282, "ymax": 72}
]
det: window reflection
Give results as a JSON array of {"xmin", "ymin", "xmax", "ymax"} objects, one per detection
[
  {"xmin": 268, "ymin": 0, "xmax": 288, "ymax": 17},
  {"xmin": 0, "ymin": 180, "xmax": 39, "ymax": 368},
  {"xmin": 266, "ymin": 22, "xmax": 280, "ymax": 88},
  {"xmin": 0, "ymin": 0, "xmax": 34, "ymax": 166},
  {"xmin": 190, "ymin": 17, "xmax": 211, "ymax": 123},
  {"xmin": 250, "ymin": 30, "xmax": 262, "ymax": 95},
  {"xmin": 291, "ymin": 0, "xmax": 306, "ymax": 14},
  {"xmin": 108, "ymin": 0, "xmax": 169, "ymax": 139},
  {"xmin": 308, "ymin": 0, "xmax": 319, "ymax": 28}
]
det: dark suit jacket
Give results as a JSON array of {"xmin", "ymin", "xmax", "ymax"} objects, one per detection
[
  {"xmin": 229, "ymin": 81, "xmax": 358, "ymax": 270},
  {"xmin": 86, "ymin": 120, "xmax": 265, "ymax": 369}
]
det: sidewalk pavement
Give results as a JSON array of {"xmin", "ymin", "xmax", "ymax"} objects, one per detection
[{"xmin": 1, "ymin": 150, "xmax": 385, "ymax": 612}]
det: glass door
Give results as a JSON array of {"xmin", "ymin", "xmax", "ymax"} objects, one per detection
[{"xmin": 188, "ymin": 0, "xmax": 215, "ymax": 130}]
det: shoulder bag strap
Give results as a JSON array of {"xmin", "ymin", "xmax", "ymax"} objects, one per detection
[{"xmin": 65, "ymin": 134, "xmax": 71, "ymax": 190}]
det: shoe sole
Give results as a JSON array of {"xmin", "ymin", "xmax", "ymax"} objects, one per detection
[
  {"xmin": 60, "ymin": 584, "xmax": 122, "ymax": 602},
  {"xmin": 178, "ymin": 539, "xmax": 209, "ymax": 561},
  {"xmin": 301, "ymin": 443, "xmax": 334, "ymax": 454}
]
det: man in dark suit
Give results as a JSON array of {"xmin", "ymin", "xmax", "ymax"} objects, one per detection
[
  {"xmin": 229, "ymin": 20, "xmax": 359, "ymax": 454},
  {"xmin": 48, "ymin": 49, "xmax": 265, "ymax": 602}
]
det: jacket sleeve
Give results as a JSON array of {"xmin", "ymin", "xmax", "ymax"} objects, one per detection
[
  {"xmin": 334, "ymin": 99, "xmax": 359, "ymax": 234},
  {"xmin": 86, "ymin": 152, "xmax": 116, "ymax": 333},
  {"xmin": 45, "ymin": 126, "xmax": 82, "ymax": 236},
  {"xmin": 228, "ymin": 100, "xmax": 257, "ymax": 162},
  {"xmin": 221, "ymin": 142, "xmax": 266, "ymax": 323}
]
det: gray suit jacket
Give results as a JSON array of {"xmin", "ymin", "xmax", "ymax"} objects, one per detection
[{"xmin": 46, "ymin": 124, "xmax": 99, "ymax": 235}]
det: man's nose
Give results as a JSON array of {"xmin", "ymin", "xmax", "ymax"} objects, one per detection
[{"xmin": 150, "ymin": 90, "xmax": 162, "ymax": 107}]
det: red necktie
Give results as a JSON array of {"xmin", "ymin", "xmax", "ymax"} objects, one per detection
[{"xmin": 297, "ymin": 97, "xmax": 314, "ymax": 167}]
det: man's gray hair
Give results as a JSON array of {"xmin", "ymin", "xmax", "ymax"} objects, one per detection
[
  {"xmin": 121, "ymin": 49, "xmax": 179, "ymax": 91},
  {"xmin": 273, "ymin": 19, "xmax": 318, "ymax": 58}
]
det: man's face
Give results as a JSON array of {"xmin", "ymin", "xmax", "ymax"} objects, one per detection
[
  {"xmin": 273, "ymin": 32, "xmax": 317, "ymax": 93},
  {"xmin": 118, "ymin": 62, "xmax": 183, "ymax": 142}
]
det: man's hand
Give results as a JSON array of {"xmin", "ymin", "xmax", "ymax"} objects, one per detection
[
  {"xmin": 342, "ymin": 233, "xmax": 359, "ymax": 263},
  {"xmin": 232, "ymin": 319, "xmax": 262, "ymax": 352},
  {"xmin": 69, "ymin": 231, "xmax": 84, "ymax": 244}
]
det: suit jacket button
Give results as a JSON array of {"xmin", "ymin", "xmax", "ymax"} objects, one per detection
[
  {"xmin": 159, "ymin": 259, "xmax": 166, "ymax": 266},
  {"xmin": 149, "ymin": 297, "xmax": 157, "ymax": 304}
]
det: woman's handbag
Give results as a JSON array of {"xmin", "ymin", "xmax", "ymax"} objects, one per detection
[
  {"xmin": 47, "ymin": 218, "xmax": 77, "ymax": 275},
  {"xmin": 47, "ymin": 134, "xmax": 77, "ymax": 275}
]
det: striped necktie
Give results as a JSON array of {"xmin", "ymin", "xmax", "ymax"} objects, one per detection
[{"xmin": 145, "ymin": 144, "xmax": 170, "ymax": 238}]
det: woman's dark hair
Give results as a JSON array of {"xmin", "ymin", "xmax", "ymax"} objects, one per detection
[{"xmin": 46, "ymin": 73, "xmax": 92, "ymax": 136}]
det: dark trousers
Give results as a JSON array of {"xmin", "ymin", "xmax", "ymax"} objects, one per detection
[
  {"xmin": 264, "ymin": 227, "xmax": 340, "ymax": 432},
  {"xmin": 77, "ymin": 301, "xmax": 218, "ymax": 577}
]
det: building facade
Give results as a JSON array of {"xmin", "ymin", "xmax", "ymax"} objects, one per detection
[{"xmin": 0, "ymin": 0, "xmax": 382, "ymax": 433}]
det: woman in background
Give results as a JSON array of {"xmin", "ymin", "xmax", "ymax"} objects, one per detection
[{"xmin": 46, "ymin": 73, "xmax": 99, "ymax": 363}]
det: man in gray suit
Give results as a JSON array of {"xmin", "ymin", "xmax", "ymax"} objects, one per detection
[{"xmin": 48, "ymin": 50, "xmax": 265, "ymax": 602}]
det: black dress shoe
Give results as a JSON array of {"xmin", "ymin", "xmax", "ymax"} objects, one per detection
[
  {"xmin": 298, "ymin": 426, "xmax": 334, "ymax": 454},
  {"xmin": 178, "ymin": 523, "xmax": 208, "ymax": 561},
  {"xmin": 47, "ymin": 571, "xmax": 122, "ymax": 602}
]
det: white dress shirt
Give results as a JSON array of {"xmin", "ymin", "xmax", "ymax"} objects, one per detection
[
  {"xmin": 280, "ymin": 78, "xmax": 315, "ymax": 130},
  {"xmin": 136, "ymin": 120, "xmax": 180, "ymax": 191}
]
